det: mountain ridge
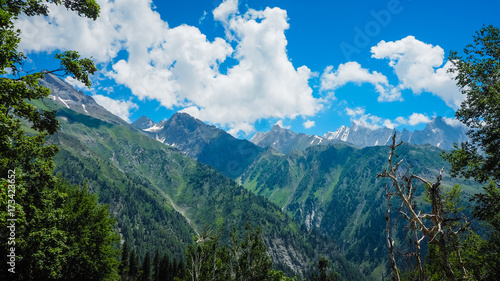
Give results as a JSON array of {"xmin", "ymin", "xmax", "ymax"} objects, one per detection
[
  {"xmin": 129, "ymin": 111, "xmax": 478, "ymax": 278},
  {"xmin": 40, "ymin": 73, "xmax": 131, "ymax": 127},
  {"xmin": 132, "ymin": 111, "xmax": 469, "ymax": 156},
  {"xmin": 250, "ymin": 117, "xmax": 470, "ymax": 153},
  {"xmin": 133, "ymin": 112, "xmax": 265, "ymax": 179}
]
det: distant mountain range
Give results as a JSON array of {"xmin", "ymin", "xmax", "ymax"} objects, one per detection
[
  {"xmin": 133, "ymin": 110, "xmax": 470, "ymax": 157},
  {"xmin": 251, "ymin": 118, "xmax": 470, "ymax": 154},
  {"xmin": 129, "ymin": 105, "xmax": 477, "ymax": 279}
]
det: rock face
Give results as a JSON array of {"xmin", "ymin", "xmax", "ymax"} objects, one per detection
[
  {"xmin": 131, "ymin": 116, "xmax": 156, "ymax": 130},
  {"xmin": 323, "ymin": 123, "xmax": 395, "ymax": 147},
  {"xmin": 39, "ymin": 73, "xmax": 128, "ymax": 126},
  {"xmin": 251, "ymin": 118, "xmax": 470, "ymax": 154},
  {"xmin": 410, "ymin": 117, "xmax": 470, "ymax": 150}
]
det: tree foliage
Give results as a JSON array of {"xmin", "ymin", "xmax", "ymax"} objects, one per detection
[
  {"xmin": 444, "ymin": 25, "xmax": 500, "ymax": 185},
  {"xmin": 0, "ymin": 0, "xmax": 121, "ymax": 280},
  {"xmin": 311, "ymin": 256, "xmax": 339, "ymax": 281},
  {"xmin": 183, "ymin": 223, "xmax": 300, "ymax": 281},
  {"xmin": 442, "ymin": 24, "xmax": 500, "ymax": 281},
  {"xmin": 58, "ymin": 179, "xmax": 120, "ymax": 280}
]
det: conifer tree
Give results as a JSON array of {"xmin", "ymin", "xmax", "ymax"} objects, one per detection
[
  {"xmin": 129, "ymin": 249, "xmax": 139, "ymax": 279},
  {"xmin": 158, "ymin": 253, "xmax": 171, "ymax": 281},
  {"xmin": 140, "ymin": 252, "xmax": 152, "ymax": 281},
  {"xmin": 120, "ymin": 242, "xmax": 130, "ymax": 278},
  {"xmin": 311, "ymin": 257, "xmax": 339, "ymax": 281},
  {"xmin": 153, "ymin": 250, "xmax": 161, "ymax": 281}
]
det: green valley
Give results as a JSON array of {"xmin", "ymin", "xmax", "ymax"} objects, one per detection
[{"xmin": 37, "ymin": 91, "xmax": 365, "ymax": 279}]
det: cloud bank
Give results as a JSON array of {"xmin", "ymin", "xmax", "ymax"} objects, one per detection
[
  {"xmin": 92, "ymin": 95, "xmax": 138, "ymax": 123},
  {"xmin": 320, "ymin": 61, "xmax": 401, "ymax": 102},
  {"xmin": 15, "ymin": 0, "xmax": 462, "ymax": 134},
  {"xmin": 371, "ymin": 36, "xmax": 462, "ymax": 109},
  {"xmin": 16, "ymin": 0, "xmax": 319, "ymax": 135}
]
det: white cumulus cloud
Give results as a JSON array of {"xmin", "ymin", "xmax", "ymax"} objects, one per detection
[
  {"xmin": 65, "ymin": 76, "xmax": 86, "ymax": 90},
  {"xmin": 213, "ymin": 0, "xmax": 239, "ymax": 22},
  {"xmin": 16, "ymin": 0, "xmax": 321, "ymax": 136},
  {"xmin": 344, "ymin": 109, "xmax": 433, "ymax": 130},
  {"xmin": 184, "ymin": 5, "xmax": 320, "ymax": 135},
  {"xmin": 443, "ymin": 117, "xmax": 464, "ymax": 127},
  {"xmin": 345, "ymin": 106, "xmax": 366, "ymax": 117},
  {"xmin": 408, "ymin": 113, "xmax": 431, "ymax": 126},
  {"xmin": 383, "ymin": 119, "xmax": 397, "ymax": 129},
  {"xmin": 92, "ymin": 95, "xmax": 138, "ymax": 123},
  {"xmin": 371, "ymin": 36, "xmax": 462, "ymax": 109},
  {"xmin": 320, "ymin": 62, "xmax": 400, "ymax": 102},
  {"xmin": 274, "ymin": 120, "xmax": 291, "ymax": 129},
  {"xmin": 392, "ymin": 113, "xmax": 432, "ymax": 127},
  {"xmin": 345, "ymin": 107, "xmax": 382, "ymax": 130},
  {"xmin": 303, "ymin": 120, "xmax": 315, "ymax": 129}
]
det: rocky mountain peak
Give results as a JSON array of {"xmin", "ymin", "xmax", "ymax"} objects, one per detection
[
  {"xmin": 132, "ymin": 115, "xmax": 156, "ymax": 130},
  {"xmin": 132, "ymin": 112, "xmax": 264, "ymax": 178}
]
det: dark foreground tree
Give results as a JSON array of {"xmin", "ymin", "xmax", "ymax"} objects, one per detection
[
  {"xmin": 140, "ymin": 252, "xmax": 152, "ymax": 281},
  {"xmin": 56, "ymin": 179, "xmax": 120, "ymax": 280},
  {"xmin": 184, "ymin": 223, "xmax": 300, "ymax": 281},
  {"xmin": 443, "ymin": 24, "xmax": 500, "ymax": 280},
  {"xmin": 0, "ymin": 1, "xmax": 121, "ymax": 280},
  {"xmin": 311, "ymin": 256, "xmax": 339, "ymax": 281},
  {"xmin": 120, "ymin": 241, "xmax": 131, "ymax": 279}
]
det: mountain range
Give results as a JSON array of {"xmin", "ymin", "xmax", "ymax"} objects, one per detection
[
  {"xmin": 39, "ymin": 73, "xmax": 365, "ymax": 280},
  {"xmin": 250, "ymin": 118, "xmax": 470, "ymax": 154},
  {"xmin": 134, "ymin": 109, "xmax": 469, "ymax": 157},
  {"xmin": 41, "ymin": 73, "xmax": 480, "ymax": 280},
  {"xmin": 130, "ymin": 104, "xmax": 478, "ymax": 278}
]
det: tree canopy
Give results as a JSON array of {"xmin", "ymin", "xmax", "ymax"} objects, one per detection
[
  {"xmin": 443, "ymin": 24, "xmax": 500, "ymax": 281},
  {"xmin": 444, "ymin": 25, "xmax": 500, "ymax": 185},
  {"xmin": 0, "ymin": 1, "xmax": 121, "ymax": 280}
]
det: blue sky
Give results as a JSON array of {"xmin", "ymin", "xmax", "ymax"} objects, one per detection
[{"xmin": 15, "ymin": 0, "xmax": 500, "ymax": 138}]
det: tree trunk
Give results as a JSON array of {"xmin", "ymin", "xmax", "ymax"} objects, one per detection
[
  {"xmin": 437, "ymin": 237, "xmax": 456, "ymax": 281},
  {"xmin": 385, "ymin": 187, "xmax": 400, "ymax": 281}
]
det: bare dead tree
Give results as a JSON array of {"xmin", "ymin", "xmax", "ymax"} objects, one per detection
[
  {"xmin": 384, "ymin": 183, "xmax": 401, "ymax": 281},
  {"xmin": 377, "ymin": 133, "xmax": 471, "ymax": 281}
]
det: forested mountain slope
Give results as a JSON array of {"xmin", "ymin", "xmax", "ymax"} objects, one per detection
[
  {"xmin": 39, "ymin": 75, "xmax": 366, "ymax": 280},
  {"xmin": 239, "ymin": 142, "xmax": 481, "ymax": 277},
  {"xmin": 128, "ymin": 96, "xmax": 480, "ymax": 278}
]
